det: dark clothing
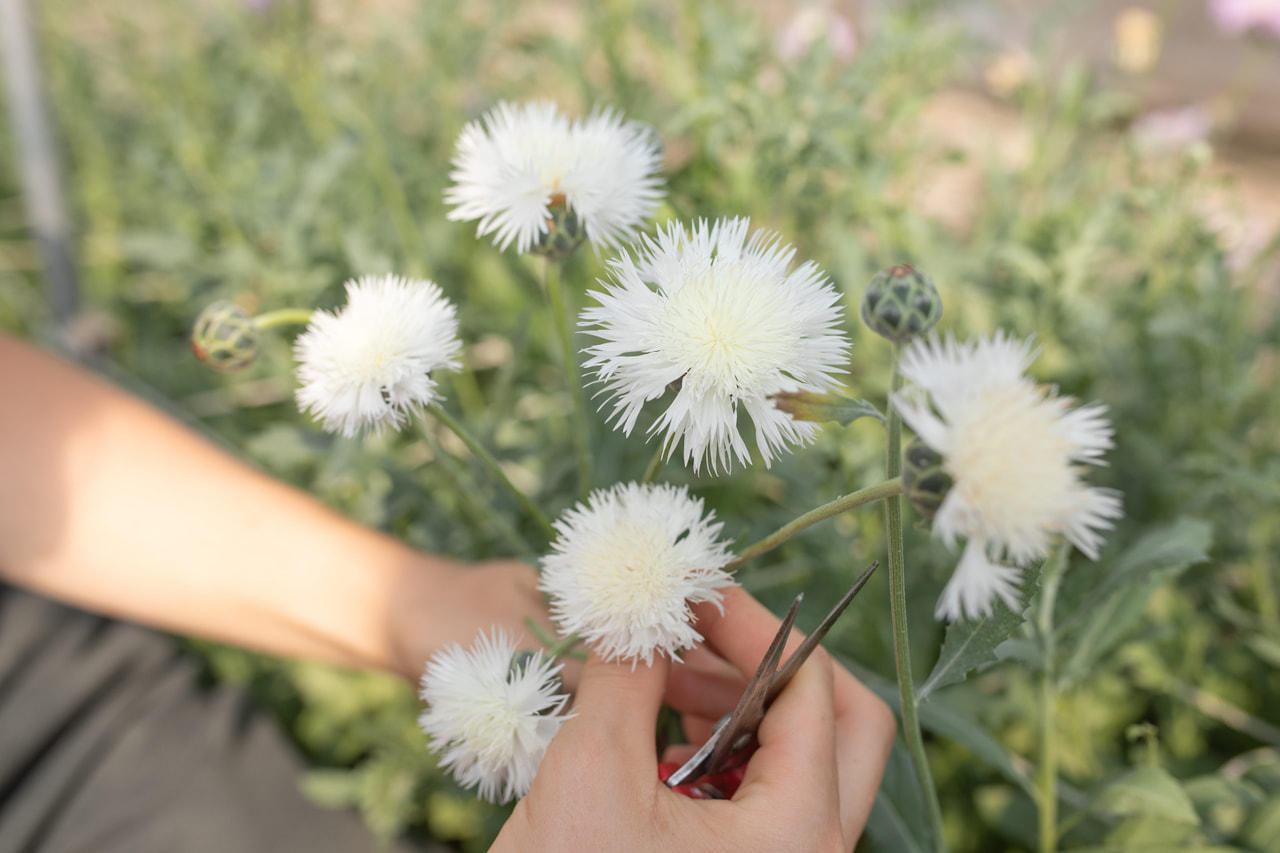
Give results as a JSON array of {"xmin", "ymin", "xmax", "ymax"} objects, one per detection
[{"xmin": 0, "ymin": 585, "xmax": 425, "ymax": 852}]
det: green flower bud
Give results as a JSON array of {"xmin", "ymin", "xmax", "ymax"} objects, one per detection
[
  {"xmin": 903, "ymin": 437, "xmax": 952, "ymax": 520},
  {"xmin": 860, "ymin": 264, "xmax": 942, "ymax": 344},
  {"xmin": 191, "ymin": 301, "xmax": 260, "ymax": 372},
  {"xmin": 529, "ymin": 196, "xmax": 587, "ymax": 261}
]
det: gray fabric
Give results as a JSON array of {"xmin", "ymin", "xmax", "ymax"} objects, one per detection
[{"xmin": 0, "ymin": 585, "xmax": 436, "ymax": 853}]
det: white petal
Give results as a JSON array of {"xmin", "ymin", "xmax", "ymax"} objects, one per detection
[
  {"xmin": 581, "ymin": 218, "xmax": 851, "ymax": 474},
  {"xmin": 935, "ymin": 539, "xmax": 1025, "ymax": 622}
]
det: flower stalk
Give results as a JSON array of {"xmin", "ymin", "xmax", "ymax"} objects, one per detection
[
  {"xmin": 886, "ymin": 344, "xmax": 947, "ymax": 852},
  {"xmin": 546, "ymin": 258, "xmax": 593, "ymax": 499},
  {"xmin": 252, "ymin": 307, "xmax": 314, "ymax": 330},
  {"xmin": 1036, "ymin": 545, "xmax": 1068, "ymax": 853},
  {"xmin": 725, "ymin": 477, "xmax": 903, "ymax": 571},
  {"xmin": 427, "ymin": 402, "xmax": 556, "ymax": 541}
]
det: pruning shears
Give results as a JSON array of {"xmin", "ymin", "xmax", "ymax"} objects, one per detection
[{"xmin": 658, "ymin": 560, "xmax": 880, "ymax": 799}]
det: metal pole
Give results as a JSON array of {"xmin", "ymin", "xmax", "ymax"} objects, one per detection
[{"xmin": 1, "ymin": 0, "xmax": 81, "ymax": 327}]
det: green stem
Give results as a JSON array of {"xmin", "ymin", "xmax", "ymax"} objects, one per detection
[
  {"xmin": 726, "ymin": 477, "xmax": 903, "ymax": 571},
  {"xmin": 641, "ymin": 440, "xmax": 668, "ymax": 484},
  {"xmin": 253, "ymin": 308, "xmax": 314, "ymax": 330},
  {"xmin": 419, "ymin": 427, "xmax": 535, "ymax": 560},
  {"xmin": 545, "ymin": 632, "xmax": 583, "ymax": 660},
  {"xmin": 1037, "ymin": 546, "xmax": 1067, "ymax": 853},
  {"xmin": 427, "ymin": 403, "xmax": 557, "ymax": 542},
  {"xmin": 523, "ymin": 617, "xmax": 559, "ymax": 649},
  {"xmin": 546, "ymin": 259, "xmax": 593, "ymax": 499},
  {"xmin": 885, "ymin": 344, "xmax": 947, "ymax": 853}
]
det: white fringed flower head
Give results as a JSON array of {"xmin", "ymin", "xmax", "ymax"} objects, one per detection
[
  {"xmin": 418, "ymin": 629, "xmax": 571, "ymax": 804},
  {"xmin": 581, "ymin": 218, "xmax": 850, "ymax": 474},
  {"xmin": 539, "ymin": 482, "xmax": 736, "ymax": 665},
  {"xmin": 892, "ymin": 332, "xmax": 1124, "ymax": 622},
  {"xmin": 294, "ymin": 275, "xmax": 462, "ymax": 438},
  {"xmin": 445, "ymin": 100, "xmax": 664, "ymax": 254}
]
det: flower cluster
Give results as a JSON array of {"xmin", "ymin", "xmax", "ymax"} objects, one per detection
[
  {"xmin": 418, "ymin": 630, "xmax": 571, "ymax": 803},
  {"xmin": 892, "ymin": 333, "xmax": 1123, "ymax": 621},
  {"xmin": 193, "ymin": 94, "xmax": 1128, "ymax": 807}
]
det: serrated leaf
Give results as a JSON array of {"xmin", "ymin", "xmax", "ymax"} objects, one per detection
[
  {"xmin": 770, "ymin": 390, "xmax": 885, "ymax": 426},
  {"xmin": 919, "ymin": 571, "xmax": 1038, "ymax": 700},
  {"xmin": 1057, "ymin": 518, "xmax": 1211, "ymax": 686},
  {"xmin": 843, "ymin": 655, "xmax": 1036, "ymax": 798},
  {"xmin": 1093, "ymin": 765, "xmax": 1201, "ymax": 826}
]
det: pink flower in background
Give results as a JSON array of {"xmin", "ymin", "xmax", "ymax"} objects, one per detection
[
  {"xmin": 1131, "ymin": 105, "xmax": 1212, "ymax": 152},
  {"xmin": 774, "ymin": 5, "xmax": 858, "ymax": 63},
  {"xmin": 1209, "ymin": 0, "xmax": 1280, "ymax": 37}
]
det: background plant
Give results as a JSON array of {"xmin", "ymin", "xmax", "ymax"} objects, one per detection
[{"xmin": 1, "ymin": 1, "xmax": 1277, "ymax": 850}]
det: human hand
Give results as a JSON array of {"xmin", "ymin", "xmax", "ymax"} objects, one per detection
[
  {"xmin": 490, "ymin": 585, "xmax": 895, "ymax": 852},
  {"xmin": 388, "ymin": 557, "xmax": 578, "ymax": 687}
]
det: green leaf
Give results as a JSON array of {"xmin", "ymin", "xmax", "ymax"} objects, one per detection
[
  {"xmin": 843, "ymin": 655, "xmax": 1037, "ymax": 799},
  {"xmin": 919, "ymin": 571, "xmax": 1038, "ymax": 700},
  {"xmin": 1057, "ymin": 518, "xmax": 1211, "ymax": 686},
  {"xmin": 770, "ymin": 390, "xmax": 886, "ymax": 426},
  {"xmin": 1239, "ymin": 795, "xmax": 1280, "ymax": 852},
  {"xmin": 864, "ymin": 742, "xmax": 930, "ymax": 853},
  {"xmin": 1093, "ymin": 765, "xmax": 1201, "ymax": 826}
]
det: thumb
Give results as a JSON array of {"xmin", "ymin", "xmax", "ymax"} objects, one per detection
[
  {"xmin": 569, "ymin": 650, "xmax": 671, "ymax": 764},
  {"xmin": 734, "ymin": 649, "xmax": 840, "ymax": 810}
]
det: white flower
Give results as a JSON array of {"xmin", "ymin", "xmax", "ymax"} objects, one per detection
[
  {"xmin": 892, "ymin": 332, "xmax": 1124, "ymax": 622},
  {"xmin": 581, "ymin": 218, "xmax": 850, "ymax": 474},
  {"xmin": 418, "ymin": 629, "xmax": 571, "ymax": 804},
  {"xmin": 445, "ymin": 100, "xmax": 664, "ymax": 254},
  {"xmin": 294, "ymin": 275, "xmax": 462, "ymax": 437},
  {"xmin": 539, "ymin": 482, "xmax": 735, "ymax": 665}
]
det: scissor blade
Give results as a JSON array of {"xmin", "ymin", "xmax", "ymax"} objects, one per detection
[
  {"xmin": 664, "ymin": 594, "xmax": 803, "ymax": 789},
  {"xmin": 767, "ymin": 561, "xmax": 878, "ymax": 703},
  {"xmin": 703, "ymin": 594, "xmax": 803, "ymax": 773}
]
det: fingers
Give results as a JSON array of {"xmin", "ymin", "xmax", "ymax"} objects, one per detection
[
  {"xmin": 567, "ymin": 651, "xmax": 671, "ymax": 765},
  {"xmin": 664, "ymin": 653, "xmax": 746, "ymax": 721},
  {"xmin": 736, "ymin": 649, "xmax": 841, "ymax": 821},
  {"xmin": 691, "ymin": 586, "xmax": 809, "ymax": 676},
  {"xmin": 692, "ymin": 585, "xmax": 896, "ymax": 842},
  {"xmin": 829, "ymin": 660, "xmax": 896, "ymax": 838}
]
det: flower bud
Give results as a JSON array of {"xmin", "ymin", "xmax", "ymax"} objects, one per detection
[
  {"xmin": 903, "ymin": 437, "xmax": 952, "ymax": 520},
  {"xmin": 530, "ymin": 195, "xmax": 587, "ymax": 261},
  {"xmin": 860, "ymin": 264, "xmax": 942, "ymax": 344},
  {"xmin": 191, "ymin": 301, "xmax": 260, "ymax": 372}
]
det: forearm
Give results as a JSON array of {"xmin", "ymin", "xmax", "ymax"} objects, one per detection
[{"xmin": 0, "ymin": 333, "xmax": 459, "ymax": 676}]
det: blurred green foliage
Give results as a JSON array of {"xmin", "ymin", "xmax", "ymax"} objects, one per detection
[{"xmin": 2, "ymin": 0, "xmax": 1278, "ymax": 850}]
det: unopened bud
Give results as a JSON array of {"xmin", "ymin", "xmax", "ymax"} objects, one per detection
[
  {"xmin": 530, "ymin": 196, "xmax": 587, "ymax": 261},
  {"xmin": 191, "ymin": 301, "xmax": 260, "ymax": 372},
  {"xmin": 772, "ymin": 390, "xmax": 885, "ymax": 427},
  {"xmin": 903, "ymin": 437, "xmax": 952, "ymax": 520},
  {"xmin": 860, "ymin": 264, "xmax": 942, "ymax": 344}
]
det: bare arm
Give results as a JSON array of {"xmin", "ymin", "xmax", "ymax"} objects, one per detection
[{"xmin": 0, "ymin": 333, "xmax": 549, "ymax": 680}]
